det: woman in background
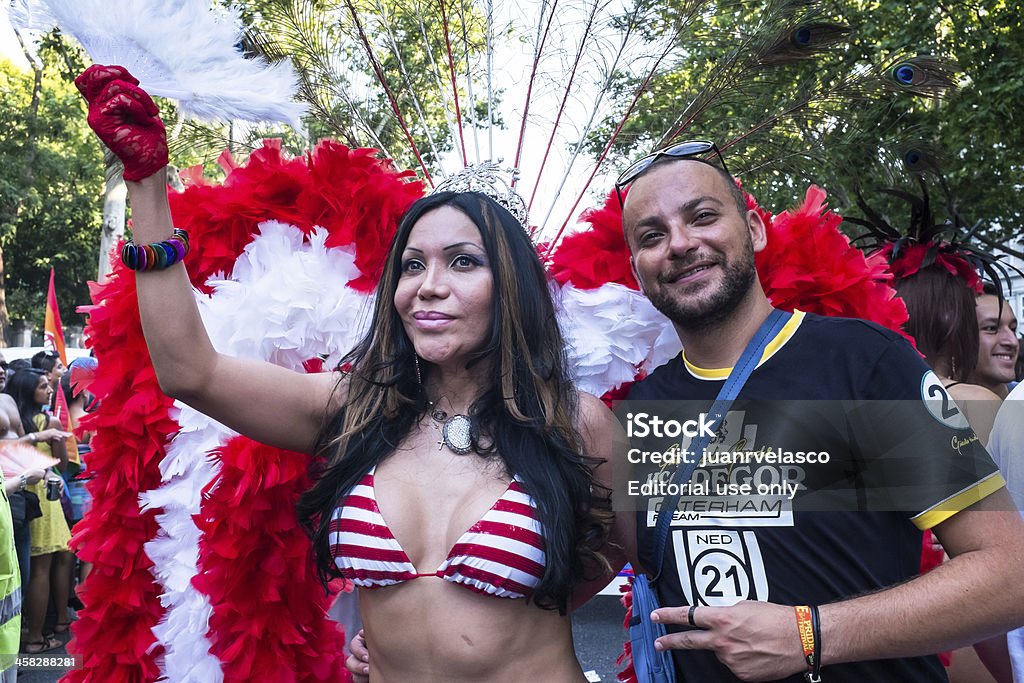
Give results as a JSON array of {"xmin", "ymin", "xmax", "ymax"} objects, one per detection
[
  {"xmin": 60, "ymin": 363, "xmax": 95, "ymax": 607},
  {"xmin": 894, "ymin": 265, "xmax": 1002, "ymax": 443},
  {"xmin": 893, "ymin": 267, "xmax": 1010, "ymax": 682},
  {"xmin": 5, "ymin": 369, "xmax": 71, "ymax": 654}
]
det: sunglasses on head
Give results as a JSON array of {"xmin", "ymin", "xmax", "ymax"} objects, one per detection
[{"xmin": 614, "ymin": 140, "xmax": 729, "ymax": 207}]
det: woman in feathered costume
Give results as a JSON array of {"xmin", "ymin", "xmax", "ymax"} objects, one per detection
[
  {"xmin": 849, "ymin": 181, "xmax": 1011, "ymax": 444},
  {"xmin": 75, "ymin": 63, "xmax": 625, "ymax": 683}
]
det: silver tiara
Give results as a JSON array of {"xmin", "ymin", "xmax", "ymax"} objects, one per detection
[{"xmin": 431, "ymin": 162, "xmax": 529, "ymax": 230}]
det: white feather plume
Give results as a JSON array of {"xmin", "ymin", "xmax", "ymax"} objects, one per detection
[
  {"xmin": 6, "ymin": 0, "xmax": 56, "ymax": 33},
  {"xmin": 8, "ymin": 0, "xmax": 306, "ymax": 127},
  {"xmin": 556, "ymin": 281, "xmax": 681, "ymax": 397},
  {"xmin": 141, "ymin": 403, "xmax": 228, "ymax": 682}
]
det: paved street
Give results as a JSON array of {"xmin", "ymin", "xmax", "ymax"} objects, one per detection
[
  {"xmin": 573, "ymin": 594, "xmax": 630, "ymax": 682},
  {"xmin": 17, "ymin": 626, "xmax": 73, "ymax": 683}
]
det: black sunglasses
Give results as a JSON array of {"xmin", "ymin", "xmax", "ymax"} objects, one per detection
[{"xmin": 614, "ymin": 140, "xmax": 729, "ymax": 207}]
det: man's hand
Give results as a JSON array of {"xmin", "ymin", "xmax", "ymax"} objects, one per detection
[
  {"xmin": 651, "ymin": 601, "xmax": 808, "ymax": 682},
  {"xmin": 345, "ymin": 629, "xmax": 369, "ymax": 683},
  {"xmin": 33, "ymin": 428, "xmax": 72, "ymax": 444},
  {"xmin": 44, "ymin": 472, "xmax": 65, "ymax": 495}
]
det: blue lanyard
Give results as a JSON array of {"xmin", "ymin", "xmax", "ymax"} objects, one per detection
[{"xmin": 650, "ymin": 308, "xmax": 792, "ymax": 582}]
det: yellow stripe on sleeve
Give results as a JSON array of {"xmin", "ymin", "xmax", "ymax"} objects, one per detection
[{"xmin": 910, "ymin": 472, "xmax": 1007, "ymax": 530}]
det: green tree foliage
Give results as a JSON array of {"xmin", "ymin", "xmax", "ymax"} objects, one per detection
[
  {"xmin": 0, "ymin": 44, "xmax": 103, "ymax": 334},
  {"xmin": 589, "ymin": 0, "xmax": 1023, "ymax": 243},
  {"xmin": 844, "ymin": 0, "xmax": 1024, "ymax": 246}
]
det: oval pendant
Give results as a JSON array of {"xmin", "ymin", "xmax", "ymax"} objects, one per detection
[{"xmin": 442, "ymin": 414, "xmax": 474, "ymax": 455}]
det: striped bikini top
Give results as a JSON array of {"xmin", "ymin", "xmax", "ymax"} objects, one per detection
[{"xmin": 329, "ymin": 467, "xmax": 546, "ymax": 599}]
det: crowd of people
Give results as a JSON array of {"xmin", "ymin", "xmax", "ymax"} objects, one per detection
[
  {"xmin": 0, "ymin": 349, "xmax": 94, "ymax": 667},
  {"xmin": 1, "ymin": 60, "xmax": 1022, "ymax": 683}
]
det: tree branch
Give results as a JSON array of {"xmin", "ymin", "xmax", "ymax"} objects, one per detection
[
  {"xmin": 14, "ymin": 28, "xmax": 43, "ymax": 195},
  {"xmin": 975, "ymin": 232, "xmax": 1024, "ymax": 262}
]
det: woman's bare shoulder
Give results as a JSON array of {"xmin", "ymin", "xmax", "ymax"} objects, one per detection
[
  {"xmin": 946, "ymin": 382, "xmax": 1002, "ymax": 403},
  {"xmin": 575, "ymin": 392, "xmax": 625, "ymax": 457},
  {"xmin": 945, "ymin": 381, "xmax": 1002, "ymax": 445},
  {"xmin": 576, "ymin": 392, "xmax": 615, "ymax": 429}
]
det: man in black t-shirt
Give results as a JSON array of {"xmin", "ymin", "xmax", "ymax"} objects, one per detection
[{"xmin": 616, "ymin": 152, "xmax": 1024, "ymax": 682}]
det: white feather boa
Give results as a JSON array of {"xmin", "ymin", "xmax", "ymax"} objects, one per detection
[{"xmin": 556, "ymin": 281, "xmax": 680, "ymax": 397}]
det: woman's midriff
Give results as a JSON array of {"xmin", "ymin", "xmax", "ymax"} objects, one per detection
[{"xmin": 360, "ymin": 578, "xmax": 586, "ymax": 683}]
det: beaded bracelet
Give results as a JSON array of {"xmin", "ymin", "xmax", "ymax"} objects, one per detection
[{"xmin": 121, "ymin": 228, "xmax": 190, "ymax": 271}]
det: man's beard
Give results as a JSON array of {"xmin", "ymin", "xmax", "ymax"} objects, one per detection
[{"xmin": 646, "ymin": 243, "xmax": 757, "ymax": 332}]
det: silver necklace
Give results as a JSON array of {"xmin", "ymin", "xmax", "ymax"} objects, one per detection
[{"xmin": 428, "ymin": 402, "xmax": 475, "ymax": 455}]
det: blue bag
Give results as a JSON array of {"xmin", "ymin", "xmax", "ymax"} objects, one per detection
[{"xmin": 629, "ymin": 573, "xmax": 676, "ymax": 682}]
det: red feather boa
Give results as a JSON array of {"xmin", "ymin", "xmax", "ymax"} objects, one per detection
[
  {"xmin": 66, "ymin": 260, "xmax": 175, "ymax": 683},
  {"xmin": 193, "ymin": 437, "xmax": 348, "ymax": 682},
  {"xmin": 68, "ymin": 141, "xmax": 420, "ymax": 682},
  {"xmin": 753, "ymin": 185, "xmax": 909, "ymax": 334}
]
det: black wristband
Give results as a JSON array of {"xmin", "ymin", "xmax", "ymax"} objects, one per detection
[{"xmin": 807, "ymin": 604, "xmax": 822, "ymax": 682}]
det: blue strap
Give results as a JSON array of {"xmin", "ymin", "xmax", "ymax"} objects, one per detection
[{"xmin": 650, "ymin": 308, "xmax": 792, "ymax": 582}]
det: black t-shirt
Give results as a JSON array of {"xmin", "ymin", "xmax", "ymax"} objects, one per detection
[{"xmin": 627, "ymin": 312, "xmax": 1003, "ymax": 682}]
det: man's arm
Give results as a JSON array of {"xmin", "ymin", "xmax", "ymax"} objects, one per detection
[
  {"xmin": 653, "ymin": 489, "xmax": 1024, "ymax": 682},
  {"xmin": 2, "ymin": 468, "xmax": 46, "ymax": 495},
  {"xmin": 819, "ymin": 488, "xmax": 1024, "ymax": 661}
]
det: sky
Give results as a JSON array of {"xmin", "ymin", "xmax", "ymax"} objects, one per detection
[{"xmin": 1, "ymin": 15, "xmax": 29, "ymax": 68}]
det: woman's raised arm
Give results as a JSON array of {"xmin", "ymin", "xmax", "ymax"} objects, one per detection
[{"xmin": 78, "ymin": 65, "xmax": 339, "ymax": 453}]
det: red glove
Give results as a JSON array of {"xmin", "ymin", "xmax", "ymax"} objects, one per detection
[{"xmin": 75, "ymin": 64, "xmax": 169, "ymax": 182}]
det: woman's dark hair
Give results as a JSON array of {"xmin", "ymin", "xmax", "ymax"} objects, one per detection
[
  {"xmin": 61, "ymin": 371, "xmax": 76, "ymax": 404},
  {"xmin": 4, "ymin": 368, "xmax": 48, "ymax": 435},
  {"xmin": 297, "ymin": 191, "xmax": 612, "ymax": 613},
  {"xmin": 895, "ymin": 264, "xmax": 979, "ymax": 382}
]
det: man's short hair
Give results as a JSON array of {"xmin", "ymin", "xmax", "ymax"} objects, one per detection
[
  {"xmin": 642, "ymin": 155, "xmax": 748, "ymax": 217},
  {"xmin": 31, "ymin": 350, "xmax": 59, "ymax": 373},
  {"xmin": 8, "ymin": 359, "xmax": 31, "ymax": 374}
]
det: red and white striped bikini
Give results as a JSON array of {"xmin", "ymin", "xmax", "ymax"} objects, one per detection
[{"xmin": 329, "ymin": 467, "xmax": 546, "ymax": 599}]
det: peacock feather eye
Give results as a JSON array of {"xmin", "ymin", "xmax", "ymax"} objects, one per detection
[{"xmin": 893, "ymin": 64, "xmax": 918, "ymax": 85}]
